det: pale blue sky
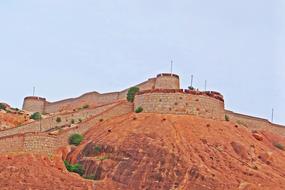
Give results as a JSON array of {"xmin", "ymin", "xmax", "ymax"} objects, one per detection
[{"xmin": 0, "ymin": 0, "xmax": 284, "ymax": 124}]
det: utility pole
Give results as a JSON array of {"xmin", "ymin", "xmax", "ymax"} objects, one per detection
[
  {"xmin": 170, "ymin": 60, "xmax": 173, "ymax": 75},
  {"xmin": 271, "ymin": 108, "xmax": 274, "ymax": 123},
  {"xmin": 33, "ymin": 86, "xmax": 35, "ymax": 96},
  {"xmin": 190, "ymin": 75, "xmax": 194, "ymax": 88},
  {"xmin": 204, "ymin": 80, "xmax": 207, "ymax": 91}
]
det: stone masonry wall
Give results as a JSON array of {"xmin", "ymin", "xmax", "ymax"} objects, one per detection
[
  {"xmin": 134, "ymin": 89, "xmax": 225, "ymax": 120},
  {"xmin": 0, "ymin": 101, "xmax": 121, "ymax": 138},
  {"xmin": 0, "ymin": 133, "xmax": 58, "ymax": 155},
  {"xmin": 155, "ymin": 73, "xmax": 180, "ymax": 89},
  {"xmin": 22, "ymin": 73, "xmax": 180, "ymax": 114},
  {"xmin": 225, "ymin": 110, "xmax": 285, "ymax": 136},
  {"xmin": 0, "ymin": 101, "xmax": 133, "ymax": 155},
  {"xmin": 22, "ymin": 97, "xmax": 46, "ymax": 113}
]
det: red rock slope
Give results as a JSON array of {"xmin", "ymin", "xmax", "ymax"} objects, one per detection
[
  {"xmin": 0, "ymin": 153, "xmax": 94, "ymax": 190},
  {"xmin": 66, "ymin": 113, "xmax": 285, "ymax": 190}
]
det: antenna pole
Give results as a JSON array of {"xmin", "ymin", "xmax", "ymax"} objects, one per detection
[
  {"xmin": 170, "ymin": 60, "xmax": 173, "ymax": 75},
  {"xmin": 271, "ymin": 108, "xmax": 274, "ymax": 123},
  {"xmin": 33, "ymin": 86, "xmax": 35, "ymax": 96},
  {"xmin": 204, "ymin": 80, "xmax": 207, "ymax": 91},
  {"xmin": 190, "ymin": 75, "xmax": 194, "ymax": 87}
]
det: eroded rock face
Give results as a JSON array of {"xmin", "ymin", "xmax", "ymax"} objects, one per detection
[
  {"xmin": 65, "ymin": 113, "xmax": 285, "ymax": 190},
  {"xmin": 0, "ymin": 154, "xmax": 94, "ymax": 190}
]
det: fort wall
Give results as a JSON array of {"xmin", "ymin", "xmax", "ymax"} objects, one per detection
[
  {"xmin": 0, "ymin": 133, "xmax": 58, "ymax": 155},
  {"xmin": 22, "ymin": 97, "xmax": 46, "ymax": 113},
  {"xmin": 0, "ymin": 101, "xmax": 121, "ymax": 138},
  {"xmin": 22, "ymin": 74, "xmax": 178, "ymax": 114},
  {"xmin": 225, "ymin": 110, "xmax": 285, "ymax": 136},
  {"xmin": 134, "ymin": 89, "xmax": 225, "ymax": 120},
  {"xmin": 155, "ymin": 74, "xmax": 180, "ymax": 89},
  {"xmin": 0, "ymin": 101, "xmax": 133, "ymax": 154}
]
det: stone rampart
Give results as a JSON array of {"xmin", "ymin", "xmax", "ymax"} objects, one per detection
[
  {"xmin": 225, "ymin": 110, "xmax": 285, "ymax": 136},
  {"xmin": 0, "ymin": 101, "xmax": 121, "ymax": 138},
  {"xmin": 22, "ymin": 97, "xmax": 46, "ymax": 113},
  {"xmin": 0, "ymin": 101, "xmax": 133, "ymax": 155},
  {"xmin": 134, "ymin": 89, "xmax": 225, "ymax": 120},
  {"xmin": 155, "ymin": 73, "xmax": 180, "ymax": 89},
  {"xmin": 0, "ymin": 133, "xmax": 58, "ymax": 155},
  {"xmin": 22, "ymin": 73, "xmax": 179, "ymax": 114}
]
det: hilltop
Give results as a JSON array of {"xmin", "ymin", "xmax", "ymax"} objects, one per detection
[{"xmin": 0, "ymin": 73, "xmax": 284, "ymax": 190}]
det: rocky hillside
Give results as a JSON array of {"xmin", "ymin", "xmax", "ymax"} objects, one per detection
[
  {"xmin": 0, "ymin": 103, "xmax": 29, "ymax": 130},
  {"xmin": 64, "ymin": 113, "xmax": 285, "ymax": 190},
  {"xmin": 1, "ymin": 112, "xmax": 285, "ymax": 190},
  {"xmin": 0, "ymin": 153, "xmax": 94, "ymax": 190}
]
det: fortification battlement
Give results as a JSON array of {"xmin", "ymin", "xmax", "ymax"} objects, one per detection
[
  {"xmin": 134, "ymin": 89, "xmax": 225, "ymax": 120},
  {"xmin": 24, "ymin": 96, "xmax": 47, "ymax": 101},
  {"xmin": 156, "ymin": 73, "xmax": 180, "ymax": 78}
]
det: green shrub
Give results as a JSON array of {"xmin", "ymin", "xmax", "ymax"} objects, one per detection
[
  {"xmin": 273, "ymin": 143, "xmax": 285, "ymax": 151},
  {"xmin": 56, "ymin": 117, "xmax": 62, "ymax": 123},
  {"xmin": 82, "ymin": 104, "xmax": 89, "ymax": 109},
  {"xmin": 30, "ymin": 112, "xmax": 42, "ymax": 120},
  {"xmin": 64, "ymin": 160, "xmax": 84, "ymax": 176},
  {"xmin": 69, "ymin": 134, "xmax": 84, "ymax": 146},
  {"xmin": 225, "ymin": 114, "xmax": 230, "ymax": 121},
  {"xmin": 78, "ymin": 118, "xmax": 82, "ymax": 123},
  {"xmin": 127, "ymin": 87, "xmax": 139, "ymax": 102},
  {"xmin": 94, "ymin": 146, "xmax": 101, "ymax": 154},
  {"xmin": 188, "ymin": 86, "xmax": 194, "ymax": 90},
  {"xmin": 135, "ymin": 107, "xmax": 143, "ymax": 113},
  {"xmin": 71, "ymin": 119, "xmax": 75, "ymax": 124},
  {"xmin": 0, "ymin": 103, "xmax": 7, "ymax": 110}
]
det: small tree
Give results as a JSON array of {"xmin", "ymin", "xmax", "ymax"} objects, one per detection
[
  {"xmin": 56, "ymin": 117, "xmax": 62, "ymax": 123},
  {"xmin": 64, "ymin": 160, "xmax": 85, "ymax": 176},
  {"xmin": 273, "ymin": 143, "xmax": 285, "ymax": 151},
  {"xmin": 71, "ymin": 119, "xmax": 75, "ymax": 124},
  {"xmin": 127, "ymin": 87, "xmax": 139, "ymax": 102},
  {"xmin": 82, "ymin": 104, "xmax": 89, "ymax": 109},
  {"xmin": 30, "ymin": 112, "xmax": 42, "ymax": 121},
  {"xmin": 225, "ymin": 115, "xmax": 230, "ymax": 121},
  {"xmin": 0, "ymin": 103, "xmax": 6, "ymax": 110},
  {"xmin": 69, "ymin": 133, "xmax": 84, "ymax": 146},
  {"xmin": 135, "ymin": 107, "xmax": 143, "ymax": 113}
]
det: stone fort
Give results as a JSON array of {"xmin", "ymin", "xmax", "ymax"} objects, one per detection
[{"xmin": 0, "ymin": 73, "xmax": 284, "ymax": 155}]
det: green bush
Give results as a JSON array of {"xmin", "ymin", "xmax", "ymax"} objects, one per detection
[
  {"xmin": 56, "ymin": 117, "xmax": 62, "ymax": 123},
  {"xmin": 273, "ymin": 143, "xmax": 285, "ymax": 151},
  {"xmin": 30, "ymin": 112, "xmax": 42, "ymax": 120},
  {"xmin": 0, "ymin": 103, "xmax": 7, "ymax": 110},
  {"xmin": 71, "ymin": 119, "xmax": 75, "ymax": 124},
  {"xmin": 69, "ymin": 133, "xmax": 84, "ymax": 146},
  {"xmin": 127, "ymin": 87, "xmax": 139, "ymax": 102},
  {"xmin": 93, "ymin": 146, "xmax": 101, "ymax": 154},
  {"xmin": 225, "ymin": 115, "xmax": 230, "ymax": 121},
  {"xmin": 64, "ymin": 160, "xmax": 84, "ymax": 176},
  {"xmin": 135, "ymin": 107, "xmax": 143, "ymax": 113},
  {"xmin": 78, "ymin": 118, "xmax": 82, "ymax": 123},
  {"xmin": 82, "ymin": 104, "xmax": 89, "ymax": 109},
  {"xmin": 188, "ymin": 86, "xmax": 194, "ymax": 90}
]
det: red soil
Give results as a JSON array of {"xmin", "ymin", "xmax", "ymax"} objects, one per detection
[
  {"xmin": 1, "ymin": 113, "xmax": 285, "ymax": 190},
  {"xmin": 65, "ymin": 113, "xmax": 285, "ymax": 190},
  {"xmin": 0, "ymin": 153, "xmax": 94, "ymax": 190}
]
